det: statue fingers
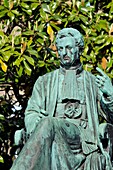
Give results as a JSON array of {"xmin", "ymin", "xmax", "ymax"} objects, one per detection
[
  {"xmin": 95, "ymin": 81, "xmax": 105, "ymax": 93},
  {"xmin": 39, "ymin": 113, "xmax": 47, "ymax": 118},
  {"xmin": 96, "ymin": 78, "xmax": 104, "ymax": 87},
  {"xmin": 40, "ymin": 109, "xmax": 48, "ymax": 116},
  {"xmin": 95, "ymin": 81, "xmax": 100, "ymax": 86},
  {"xmin": 96, "ymin": 75, "xmax": 105, "ymax": 82},
  {"xmin": 96, "ymin": 67, "xmax": 107, "ymax": 77}
]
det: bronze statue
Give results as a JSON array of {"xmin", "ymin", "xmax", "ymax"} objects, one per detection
[{"xmin": 10, "ymin": 28, "xmax": 113, "ymax": 170}]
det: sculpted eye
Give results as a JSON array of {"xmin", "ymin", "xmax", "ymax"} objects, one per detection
[
  {"xmin": 59, "ymin": 47, "xmax": 63, "ymax": 51},
  {"xmin": 68, "ymin": 47, "xmax": 72, "ymax": 50},
  {"xmin": 66, "ymin": 46, "xmax": 72, "ymax": 50}
]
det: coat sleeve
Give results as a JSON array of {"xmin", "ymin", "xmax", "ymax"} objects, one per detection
[{"xmin": 24, "ymin": 76, "xmax": 46, "ymax": 135}]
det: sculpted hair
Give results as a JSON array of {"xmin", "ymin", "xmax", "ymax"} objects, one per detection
[{"xmin": 55, "ymin": 28, "xmax": 84, "ymax": 55}]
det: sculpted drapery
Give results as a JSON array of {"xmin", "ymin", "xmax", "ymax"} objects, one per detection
[{"xmin": 10, "ymin": 68, "xmax": 113, "ymax": 170}]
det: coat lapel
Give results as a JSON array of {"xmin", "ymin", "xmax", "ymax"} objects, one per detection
[
  {"xmin": 46, "ymin": 69, "xmax": 59, "ymax": 117},
  {"xmin": 84, "ymin": 71, "xmax": 99, "ymax": 143}
]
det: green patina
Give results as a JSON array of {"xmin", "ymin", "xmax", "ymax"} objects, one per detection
[{"xmin": 11, "ymin": 28, "xmax": 113, "ymax": 170}]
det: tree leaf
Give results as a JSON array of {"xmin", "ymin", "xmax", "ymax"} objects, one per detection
[
  {"xmin": 13, "ymin": 57, "xmax": 23, "ymax": 67},
  {"xmin": 47, "ymin": 24, "xmax": 54, "ymax": 42},
  {"xmin": 22, "ymin": 30, "xmax": 34, "ymax": 36},
  {"xmin": 38, "ymin": 61, "xmax": 45, "ymax": 67},
  {"xmin": 17, "ymin": 65, "xmax": 23, "ymax": 77},
  {"xmin": 79, "ymin": 14, "xmax": 88, "ymax": 25},
  {"xmin": 21, "ymin": 2, "xmax": 29, "ymax": 9},
  {"xmin": 7, "ymin": 11, "xmax": 15, "ymax": 20},
  {"xmin": 0, "ymin": 156, "xmax": 4, "ymax": 163},
  {"xmin": 41, "ymin": 3, "xmax": 51, "ymax": 14},
  {"xmin": 47, "ymin": 24, "xmax": 53, "ymax": 35},
  {"xmin": 101, "ymin": 57, "xmax": 107, "ymax": 70},
  {"xmin": 21, "ymin": 42, "xmax": 27, "ymax": 54},
  {"xmin": 27, "ymin": 49, "xmax": 39, "ymax": 58},
  {"xmin": 23, "ymin": 60, "xmax": 31, "ymax": 75},
  {"xmin": 50, "ymin": 23, "xmax": 60, "ymax": 31},
  {"xmin": 109, "ymin": 23, "xmax": 113, "ymax": 35},
  {"xmin": 0, "ymin": 59, "xmax": 7, "ymax": 72},
  {"xmin": 4, "ymin": 0, "xmax": 9, "ymax": 8},
  {"xmin": 0, "ymin": 5, "xmax": 5, "ymax": 10},
  {"xmin": 0, "ymin": 9, "xmax": 8, "ymax": 17},
  {"xmin": 31, "ymin": 3, "xmax": 39, "ymax": 10},
  {"xmin": 0, "ymin": 114, "xmax": 5, "ymax": 120},
  {"xmin": 3, "ymin": 51, "xmax": 12, "ymax": 61},
  {"xmin": 21, "ymin": 7, "xmax": 32, "ymax": 15},
  {"xmin": 24, "ymin": 55, "xmax": 34, "ymax": 66},
  {"xmin": 111, "ymin": 46, "xmax": 113, "ymax": 52},
  {"xmin": 12, "ymin": 10, "xmax": 20, "ymax": 15},
  {"xmin": 37, "ymin": 38, "xmax": 44, "ymax": 45}
]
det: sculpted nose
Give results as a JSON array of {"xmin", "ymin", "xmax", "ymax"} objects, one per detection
[{"xmin": 62, "ymin": 48, "xmax": 67, "ymax": 56}]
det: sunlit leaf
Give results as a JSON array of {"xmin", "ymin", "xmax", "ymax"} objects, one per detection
[
  {"xmin": 24, "ymin": 55, "xmax": 34, "ymax": 66},
  {"xmin": 27, "ymin": 39, "xmax": 32, "ymax": 47},
  {"xmin": 22, "ymin": 30, "xmax": 34, "ymax": 36},
  {"xmin": 47, "ymin": 24, "xmax": 54, "ymax": 42},
  {"xmin": 31, "ymin": 3, "xmax": 39, "ymax": 10},
  {"xmin": 0, "ymin": 114, "xmax": 5, "ymax": 120},
  {"xmin": 50, "ymin": 22, "xmax": 60, "ymax": 31},
  {"xmin": 42, "ymin": 3, "xmax": 50, "ymax": 14},
  {"xmin": 72, "ymin": 0, "xmax": 76, "ymax": 8},
  {"xmin": 49, "ymin": 44, "xmax": 57, "ymax": 51},
  {"xmin": 21, "ymin": 7, "xmax": 32, "ymax": 15},
  {"xmin": 101, "ymin": 57, "xmax": 107, "ymax": 70},
  {"xmin": 79, "ymin": 14, "xmax": 88, "ymax": 25},
  {"xmin": 0, "ymin": 156, "xmax": 4, "ymax": 163},
  {"xmin": 8, "ymin": 11, "xmax": 15, "ymax": 20},
  {"xmin": 0, "ymin": 9, "xmax": 8, "ymax": 17},
  {"xmin": 4, "ymin": 0, "xmax": 9, "ymax": 8},
  {"xmin": 9, "ymin": 1, "xmax": 13, "ymax": 10},
  {"xmin": 21, "ymin": 42, "xmax": 27, "ymax": 54},
  {"xmin": 12, "ymin": 10, "xmax": 20, "ymax": 15},
  {"xmin": 111, "ymin": 46, "xmax": 113, "ymax": 52},
  {"xmin": 37, "ymin": 38, "xmax": 44, "ymax": 45},
  {"xmin": 3, "ymin": 51, "xmax": 12, "ymax": 61},
  {"xmin": 47, "ymin": 24, "xmax": 53, "ymax": 35},
  {"xmin": 107, "ymin": 58, "xmax": 113, "ymax": 69},
  {"xmin": 17, "ymin": 65, "xmax": 23, "ymax": 77},
  {"xmin": 27, "ymin": 49, "xmax": 39, "ymax": 58},
  {"xmin": 109, "ymin": 23, "xmax": 113, "ymax": 35},
  {"xmin": 0, "ymin": 5, "xmax": 5, "ymax": 10},
  {"xmin": 0, "ymin": 59, "xmax": 7, "ymax": 72},
  {"xmin": 38, "ymin": 61, "xmax": 45, "ymax": 67},
  {"xmin": 21, "ymin": 2, "xmax": 29, "ymax": 9},
  {"xmin": 23, "ymin": 60, "xmax": 31, "ymax": 75},
  {"xmin": 13, "ymin": 57, "xmax": 23, "ymax": 67}
]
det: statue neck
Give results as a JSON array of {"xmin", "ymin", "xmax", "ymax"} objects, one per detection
[{"xmin": 60, "ymin": 63, "xmax": 83, "ymax": 75}]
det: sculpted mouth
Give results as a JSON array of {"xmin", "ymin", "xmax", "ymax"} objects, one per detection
[{"xmin": 63, "ymin": 56, "xmax": 70, "ymax": 60}]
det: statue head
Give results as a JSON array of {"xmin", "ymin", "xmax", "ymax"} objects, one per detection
[{"xmin": 55, "ymin": 28, "xmax": 84, "ymax": 68}]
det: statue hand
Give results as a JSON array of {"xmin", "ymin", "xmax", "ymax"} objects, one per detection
[
  {"xmin": 96, "ymin": 67, "xmax": 113, "ymax": 97},
  {"xmin": 36, "ymin": 109, "xmax": 49, "ymax": 124}
]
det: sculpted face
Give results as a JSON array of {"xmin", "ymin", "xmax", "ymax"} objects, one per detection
[{"xmin": 57, "ymin": 37, "xmax": 79, "ymax": 67}]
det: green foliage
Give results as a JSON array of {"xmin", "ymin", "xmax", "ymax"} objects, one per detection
[{"xmin": 0, "ymin": 0, "xmax": 113, "ymax": 169}]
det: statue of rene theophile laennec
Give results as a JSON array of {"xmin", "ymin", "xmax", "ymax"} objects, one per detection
[{"xmin": 11, "ymin": 28, "xmax": 113, "ymax": 170}]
